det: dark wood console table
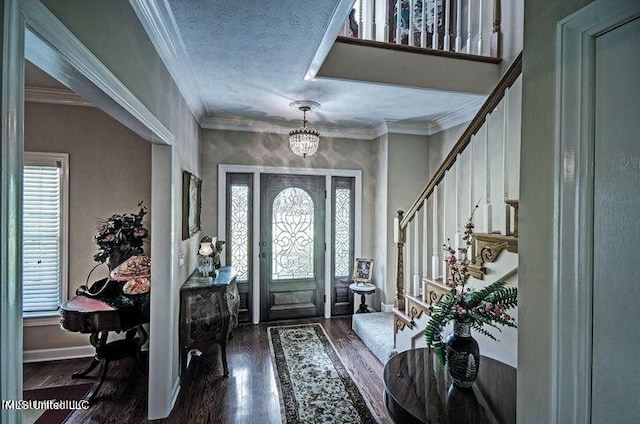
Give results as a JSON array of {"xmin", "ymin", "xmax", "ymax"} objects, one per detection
[
  {"xmin": 383, "ymin": 348, "xmax": 516, "ymax": 424},
  {"xmin": 179, "ymin": 266, "xmax": 239, "ymax": 380}
]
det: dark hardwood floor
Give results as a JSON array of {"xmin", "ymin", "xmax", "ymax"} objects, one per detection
[{"xmin": 23, "ymin": 316, "xmax": 394, "ymax": 424}]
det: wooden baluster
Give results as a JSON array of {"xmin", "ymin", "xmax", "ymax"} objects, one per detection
[
  {"xmin": 432, "ymin": 0, "xmax": 439, "ymax": 50},
  {"xmin": 408, "ymin": 0, "xmax": 414, "ymax": 46},
  {"xmin": 441, "ymin": 173, "xmax": 448, "ymax": 283},
  {"xmin": 384, "ymin": 0, "xmax": 390, "ymax": 42},
  {"xmin": 468, "ymin": 137, "xmax": 475, "ymax": 259},
  {"xmin": 491, "ymin": 0, "xmax": 502, "ymax": 58},
  {"xmin": 420, "ymin": 0, "xmax": 426, "ymax": 47},
  {"xmin": 444, "ymin": 0, "xmax": 451, "ymax": 50},
  {"xmin": 431, "ymin": 185, "xmax": 439, "ymax": 280},
  {"xmin": 395, "ymin": 0, "xmax": 402, "ymax": 44},
  {"xmin": 477, "ymin": 0, "xmax": 483, "ymax": 55},
  {"xmin": 371, "ymin": 0, "xmax": 377, "ymax": 40},
  {"xmin": 413, "ymin": 211, "xmax": 421, "ymax": 297},
  {"xmin": 422, "ymin": 198, "xmax": 429, "ymax": 301},
  {"xmin": 483, "ymin": 119, "xmax": 492, "ymax": 233},
  {"xmin": 394, "ymin": 210, "xmax": 406, "ymax": 311},
  {"xmin": 502, "ymin": 89, "xmax": 510, "ymax": 235},
  {"xmin": 358, "ymin": 0, "xmax": 364, "ymax": 40},
  {"xmin": 466, "ymin": 0, "xmax": 472, "ymax": 54},
  {"xmin": 405, "ymin": 219, "xmax": 412, "ymax": 303},
  {"xmin": 455, "ymin": 0, "xmax": 462, "ymax": 51},
  {"xmin": 454, "ymin": 155, "xmax": 462, "ymax": 251}
]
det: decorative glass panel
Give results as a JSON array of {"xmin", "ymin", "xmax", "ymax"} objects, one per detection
[
  {"xmin": 230, "ymin": 185, "xmax": 250, "ymax": 281},
  {"xmin": 334, "ymin": 188, "xmax": 352, "ymax": 277},
  {"xmin": 271, "ymin": 188, "xmax": 314, "ymax": 280}
]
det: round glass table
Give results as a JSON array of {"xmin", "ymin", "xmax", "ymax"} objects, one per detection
[{"xmin": 383, "ymin": 348, "xmax": 516, "ymax": 424}]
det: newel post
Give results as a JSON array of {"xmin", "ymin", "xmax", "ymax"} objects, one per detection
[
  {"xmin": 394, "ymin": 210, "xmax": 406, "ymax": 311},
  {"xmin": 490, "ymin": 0, "xmax": 502, "ymax": 58}
]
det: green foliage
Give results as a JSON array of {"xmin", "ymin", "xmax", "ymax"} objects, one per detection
[
  {"xmin": 424, "ymin": 216, "xmax": 518, "ymax": 364},
  {"xmin": 425, "ymin": 278, "xmax": 518, "ymax": 362}
]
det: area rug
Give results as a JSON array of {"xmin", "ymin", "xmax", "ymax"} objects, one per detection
[
  {"xmin": 268, "ymin": 323, "xmax": 380, "ymax": 423},
  {"xmin": 22, "ymin": 383, "xmax": 93, "ymax": 424}
]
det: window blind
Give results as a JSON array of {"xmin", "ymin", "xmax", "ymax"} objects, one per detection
[{"xmin": 23, "ymin": 162, "xmax": 63, "ymax": 314}]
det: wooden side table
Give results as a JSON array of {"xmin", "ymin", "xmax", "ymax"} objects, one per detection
[
  {"xmin": 383, "ymin": 348, "xmax": 516, "ymax": 424},
  {"xmin": 349, "ymin": 282, "xmax": 375, "ymax": 313}
]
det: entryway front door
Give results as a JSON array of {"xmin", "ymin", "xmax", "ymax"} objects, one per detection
[{"xmin": 260, "ymin": 174, "xmax": 325, "ymax": 321}]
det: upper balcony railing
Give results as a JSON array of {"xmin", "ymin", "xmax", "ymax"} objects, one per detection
[{"xmin": 341, "ymin": 0, "xmax": 501, "ymax": 59}]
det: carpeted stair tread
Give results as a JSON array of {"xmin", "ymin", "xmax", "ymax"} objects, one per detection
[{"xmin": 352, "ymin": 312, "xmax": 395, "ymax": 364}]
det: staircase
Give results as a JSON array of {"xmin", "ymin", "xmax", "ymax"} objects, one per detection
[{"xmin": 390, "ymin": 53, "xmax": 522, "ymax": 367}]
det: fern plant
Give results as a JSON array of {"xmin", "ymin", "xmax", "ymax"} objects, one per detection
[{"xmin": 425, "ymin": 216, "xmax": 518, "ymax": 363}]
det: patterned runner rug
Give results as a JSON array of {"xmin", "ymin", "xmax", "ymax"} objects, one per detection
[{"xmin": 268, "ymin": 323, "xmax": 380, "ymax": 423}]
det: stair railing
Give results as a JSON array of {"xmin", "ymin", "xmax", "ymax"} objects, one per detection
[
  {"xmin": 393, "ymin": 52, "xmax": 522, "ymax": 313},
  {"xmin": 342, "ymin": 0, "xmax": 502, "ymax": 59}
]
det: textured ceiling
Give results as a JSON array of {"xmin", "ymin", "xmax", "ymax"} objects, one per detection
[{"xmin": 166, "ymin": 0, "xmax": 485, "ymax": 133}]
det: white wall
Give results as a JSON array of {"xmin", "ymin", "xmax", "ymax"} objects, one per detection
[
  {"xmin": 519, "ymin": 0, "xmax": 594, "ymax": 422},
  {"xmin": 500, "ymin": 0, "xmax": 525, "ymax": 74}
]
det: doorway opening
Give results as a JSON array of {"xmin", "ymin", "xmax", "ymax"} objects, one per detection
[{"xmin": 218, "ymin": 165, "xmax": 362, "ymax": 323}]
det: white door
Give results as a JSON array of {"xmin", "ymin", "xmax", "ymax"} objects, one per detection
[{"xmin": 591, "ymin": 16, "xmax": 640, "ymax": 424}]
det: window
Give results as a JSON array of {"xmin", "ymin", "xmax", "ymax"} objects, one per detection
[
  {"xmin": 23, "ymin": 152, "xmax": 69, "ymax": 316},
  {"xmin": 271, "ymin": 187, "xmax": 315, "ymax": 280},
  {"xmin": 332, "ymin": 177, "xmax": 355, "ymax": 281},
  {"xmin": 226, "ymin": 173, "xmax": 252, "ymax": 283}
]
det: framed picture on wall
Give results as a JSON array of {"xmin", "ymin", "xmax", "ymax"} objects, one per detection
[
  {"xmin": 352, "ymin": 258, "xmax": 374, "ymax": 283},
  {"xmin": 182, "ymin": 170, "xmax": 202, "ymax": 240}
]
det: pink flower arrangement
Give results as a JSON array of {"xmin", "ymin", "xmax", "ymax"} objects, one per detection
[
  {"xmin": 425, "ymin": 208, "xmax": 518, "ymax": 361},
  {"xmin": 94, "ymin": 202, "xmax": 149, "ymax": 264}
]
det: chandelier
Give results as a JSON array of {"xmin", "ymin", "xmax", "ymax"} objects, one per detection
[{"xmin": 289, "ymin": 101, "xmax": 320, "ymax": 158}]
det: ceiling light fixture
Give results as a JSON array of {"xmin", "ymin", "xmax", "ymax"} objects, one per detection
[{"xmin": 289, "ymin": 100, "xmax": 321, "ymax": 158}]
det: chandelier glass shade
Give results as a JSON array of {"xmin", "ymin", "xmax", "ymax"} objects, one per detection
[{"xmin": 289, "ymin": 105, "xmax": 320, "ymax": 158}]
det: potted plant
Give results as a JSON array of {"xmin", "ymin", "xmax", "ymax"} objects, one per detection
[
  {"xmin": 425, "ymin": 216, "xmax": 518, "ymax": 388},
  {"xmin": 94, "ymin": 202, "xmax": 149, "ymax": 270}
]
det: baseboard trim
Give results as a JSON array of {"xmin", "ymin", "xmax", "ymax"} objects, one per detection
[
  {"xmin": 24, "ymin": 342, "xmax": 150, "ymax": 363},
  {"xmin": 23, "ymin": 345, "xmax": 95, "ymax": 363},
  {"xmin": 170, "ymin": 377, "xmax": 181, "ymax": 411}
]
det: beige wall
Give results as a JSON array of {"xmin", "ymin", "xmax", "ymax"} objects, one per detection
[
  {"xmin": 200, "ymin": 129, "xmax": 378, "ymax": 300},
  {"xmin": 23, "ymin": 102, "xmax": 151, "ymax": 351},
  {"xmin": 427, "ymin": 122, "xmax": 468, "ymax": 179},
  {"xmin": 372, "ymin": 133, "xmax": 388, "ymax": 307},
  {"xmin": 384, "ymin": 133, "xmax": 430, "ymax": 305},
  {"xmin": 519, "ymin": 0, "xmax": 594, "ymax": 422},
  {"xmin": 201, "ymin": 130, "xmax": 432, "ymax": 310}
]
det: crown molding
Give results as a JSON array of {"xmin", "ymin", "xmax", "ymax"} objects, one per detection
[
  {"xmin": 23, "ymin": 0, "xmax": 174, "ymax": 145},
  {"xmin": 129, "ymin": 0, "xmax": 206, "ymax": 120},
  {"xmin": 25, "ymin": 86, "xmax": 94, "ymax": 107},
  {"xmin": 200, "ymin": 116, "xmax": 378, "ymax": 140},
  {"xmin": 426, "ymin": 98, "xmax": 484, "ymax": 134},
  {"xmin": 200, "ymin": 105, "xmax": 483, "ymax": 140},
  {"xmin": 385, "ymin": 120, "xmax": 432, "ymax": 136}
]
